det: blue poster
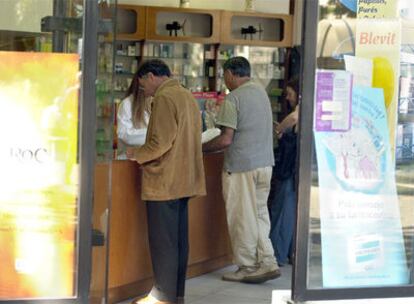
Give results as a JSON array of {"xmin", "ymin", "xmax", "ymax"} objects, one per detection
[
  {"xmin": 314, "ymin": 85, "xmax": 409, "ymax": 287},
  {"xmin": 339, "ymin": 0, "xmax": 357, "ymax": 12}
]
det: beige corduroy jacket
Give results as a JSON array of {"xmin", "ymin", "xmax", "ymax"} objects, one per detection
[{"xmin": 134, "ymin": 78, "xmax": 206, "ymax": 201}]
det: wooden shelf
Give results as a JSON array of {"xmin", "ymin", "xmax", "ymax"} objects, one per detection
[
  {"xmin": 220, "ymin": 10, "xmax": 293, "ymax": 47},
  {"xmin": 105, "ymin": 5, "xmax": 293, "ymax": 97},
  {"xmin": 108, "ymin": 6, "xmax": 293, "ymax": 47},
  {"xmin": 145, "ymin": 6, "xmax": 221, "ymax": 44},
  {"xmin": 116, "ymin": 5, "xmax": 146, "ymax": 41},
  {"xmin": 110, "ymin": 5, "xmax": 293, "ymax": 47}
]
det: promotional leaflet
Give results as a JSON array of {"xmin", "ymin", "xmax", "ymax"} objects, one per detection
[
  {"xmin": 0, "ymin": 52, "xmax": 79, "ymax": 298},
  {"xmin": 344, "ymin": 55, "xmax": 373, "ymax": 87},
  {"xmin": 314, "ymin": 80, "xmax": 409, "ymax": 287},
  {"xmin": 355, "ymin": 18, "xmax": 401, "ymax": 158},
  {"xmin": 193, "ymin": 91, "xmax": 222, "ymax": 130},
  {"xmin": 314, "ymin": 70, "xmax": 353, "ymax": 132}
]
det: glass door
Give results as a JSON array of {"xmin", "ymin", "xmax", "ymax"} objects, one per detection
[
  {"xmin": 294, "ymin": 0, "xmax": 414, "ymax": 302},
  {"xmin": 90, "ymin": 1, "xmax": 117, "ymax": 304},
  {"xmin": 0, "ymin": 0, "xmax": 116, "ymax": 303}
]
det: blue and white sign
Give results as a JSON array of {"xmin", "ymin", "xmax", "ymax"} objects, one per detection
[
  {"xmin": 314, "ymin": 84, "xmax": 409, "ymax": 287},
  {"xmin": 339, "ymin": 0, "xmax": 357, "ymax": 12}
]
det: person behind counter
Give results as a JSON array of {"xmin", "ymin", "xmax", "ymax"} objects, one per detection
[
  {"xmin": 126, "ymin": 59, "xmax": 206, "ymax": 304},
  {"xmin": 269, "ymin": 76, "xmax": 300, "ymax": 266},
  {"xmin": 202, "ymin": 56, "xmax": 280, "ymax": 284},
  {"xmin": 117, "ymin": 73, "xmax": 152, "ymax": 158}
]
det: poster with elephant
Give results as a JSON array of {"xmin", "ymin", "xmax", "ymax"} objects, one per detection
[{"xmin": 314, "ymin": 75, "xmax": 409, "ymax": 287}]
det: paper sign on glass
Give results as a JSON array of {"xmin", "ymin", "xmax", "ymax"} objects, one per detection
[
  {"xmin": 314, "ymin": 86, "xmax": 408, "ymax": 288},
  {"xmin": 344, "ymin": 55, "xmax": 373, "ymax": 87},
  {"xmin": 356, "ymin": 18, "xmax": 401, "ymax": 159},
  {"xmin": 314, "ymin": 70, "xmax": 353, "ymax": 132}
]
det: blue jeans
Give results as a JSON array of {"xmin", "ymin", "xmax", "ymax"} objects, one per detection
[{"xmin": 269, "ymin": 176, "xmax": 296, "ymax": 265}]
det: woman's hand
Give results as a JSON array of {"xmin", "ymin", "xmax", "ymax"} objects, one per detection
[
  {"xmin": 126, "ymin": 147, "xmax": 136, "ymax": 160},
  {"xmin": 273, "ymin": 121, "xmax": 283, "ymax": 139}
]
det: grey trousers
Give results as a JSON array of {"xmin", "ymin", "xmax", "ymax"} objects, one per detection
[{"xmin": 146, "ymin": 198, "xmax": 189, "ymax": 303}]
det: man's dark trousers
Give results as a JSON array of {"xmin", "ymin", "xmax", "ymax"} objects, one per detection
[{"xmin": 146, "ymin": 198, "xmax": 189, "ymax": 302}]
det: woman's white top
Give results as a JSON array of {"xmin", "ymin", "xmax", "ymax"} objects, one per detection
[{"xmin": 117, "ymin": 95, "xmax": 149, "ymax": 146}]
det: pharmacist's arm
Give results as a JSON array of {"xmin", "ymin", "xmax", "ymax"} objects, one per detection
[
  {"xmin": 117, "ymin": 101, "xmax": 147, "ymax": 146},
  {"xmin": 117, "ymin": 123, "xmax": 147, "ymax": 146},
  {"xmin": 275, "ymin": 105, "xmax": 299, "ymax": 135}
]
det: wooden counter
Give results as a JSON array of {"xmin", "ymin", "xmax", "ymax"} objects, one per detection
[{"xmin": 91, "ymin": 153, "xmax": 232, "ymax": 303}]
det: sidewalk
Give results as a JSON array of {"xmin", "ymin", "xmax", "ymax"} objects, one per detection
[
  {"xmin": 273, "ymin": 290, "xmax": 414, "ymax": 304},
  {"xmin": 118, "ymin": 264, "xmax": 293, "ymax": 304}
]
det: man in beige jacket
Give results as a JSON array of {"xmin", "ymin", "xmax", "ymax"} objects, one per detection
[{"xmin": 127, "ymin": 59, "xmax": 206, "ymax": 304}]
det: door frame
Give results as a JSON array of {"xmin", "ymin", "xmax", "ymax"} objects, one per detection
[
  {"xmin": 292, "ymin": 0, "xmax": 414, "ymax": 302},
  {"xmin": 1, "ymin": 1, "xmax": 98, "ymax": 303}
]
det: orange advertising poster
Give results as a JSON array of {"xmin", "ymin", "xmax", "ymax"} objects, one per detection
[{"xmin": 0, "ymin": 51, "xmax": 80, "ymax": 299}]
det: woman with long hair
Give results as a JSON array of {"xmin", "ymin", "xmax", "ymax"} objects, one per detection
[
  {"xmin": 269, "ymin": 76, "xmax": 300, "ymax": 266},
  {"xmin": 117, "ymin": 72, "xmax": 152, "ymax": 158}
]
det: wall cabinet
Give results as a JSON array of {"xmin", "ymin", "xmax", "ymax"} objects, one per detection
[
  {"xmin": 220, "ymin": 11, "xmax": 293, "ymax": 47},
  {"xmin": 146, "ymin": 6, "xmax": 221, "ymax": 44},
  {"xmin": 117, "ymin": 5, "xmax": 146, "ymax": 40},
  {"xmin": 97, "ymin": 5, "xmax": 293, "ymax": 160}
]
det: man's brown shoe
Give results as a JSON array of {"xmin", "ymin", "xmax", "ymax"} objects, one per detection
[
  {"xmin": 241, "ymin": 265, "xmax": 281, "ymax": 284},
  {"xmin": 221, "ymin": 266, "xmax": 257, "ymax": 282}
]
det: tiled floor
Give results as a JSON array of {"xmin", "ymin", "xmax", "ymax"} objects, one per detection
[
  {"xmin": 117, "ymin": 264, "xmax": 293, "ymax": 304},
  {"xmin": 117, "ymin": 265, "xmax": 414, "ymax": 304}
]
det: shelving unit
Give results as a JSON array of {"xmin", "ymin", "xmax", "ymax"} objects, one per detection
[
  {"xmin": 112, "ymin": 5, "xmax": 146, "ymax": 40},
  {"xmin": 95, "ymin": 36, "xmax": 116, "ymax": 161},
  {"xmin": 98, "ymin": 4, "xmax": 294, "ymax": 158},
  {"xmin": 396, "ymin": 49, "xmax": 414, "ymax": 164},
  {"xmin": 216, "ymin": 45, "xmax": 288, "ymax": 122}
]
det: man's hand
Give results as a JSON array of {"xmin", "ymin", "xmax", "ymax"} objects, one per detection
[
  {"xmin": 126, "ymin": 147, "xmax": 136, "ymax": 160},
  {"xmin": 202, "ymin": 127, "xmax": 234, "ymax": 153}
]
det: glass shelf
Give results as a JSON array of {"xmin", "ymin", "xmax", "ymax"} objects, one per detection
[
  {"xmin": 114, "ymin": 72, "xmax": 135, "ymax": 76},
  {"xmin": 143, "ymin": 56, "xmax": 199, "ymax": 60},
  {"xmin": 398, "ymin": 113, "xmax": 414, "ymax": 124},
  {"xmin": 115, "ymin": 54, "xmax": 140, "ymax": 58}
]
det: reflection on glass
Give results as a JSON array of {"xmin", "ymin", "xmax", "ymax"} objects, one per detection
[
  {"xmin": 308, "ymin": 0, "xmax": 414, "ymax": 290},
  {"xmin": 0, "ymin": 0, "xmax": 85, "ymax": 300},
  {"xmin": 0, "ymin": 51, "xmax": 79, "ymax": 299},
  {"xmin": 217, "ymin": 45, "xmax": 286, "ymax": 127}
]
